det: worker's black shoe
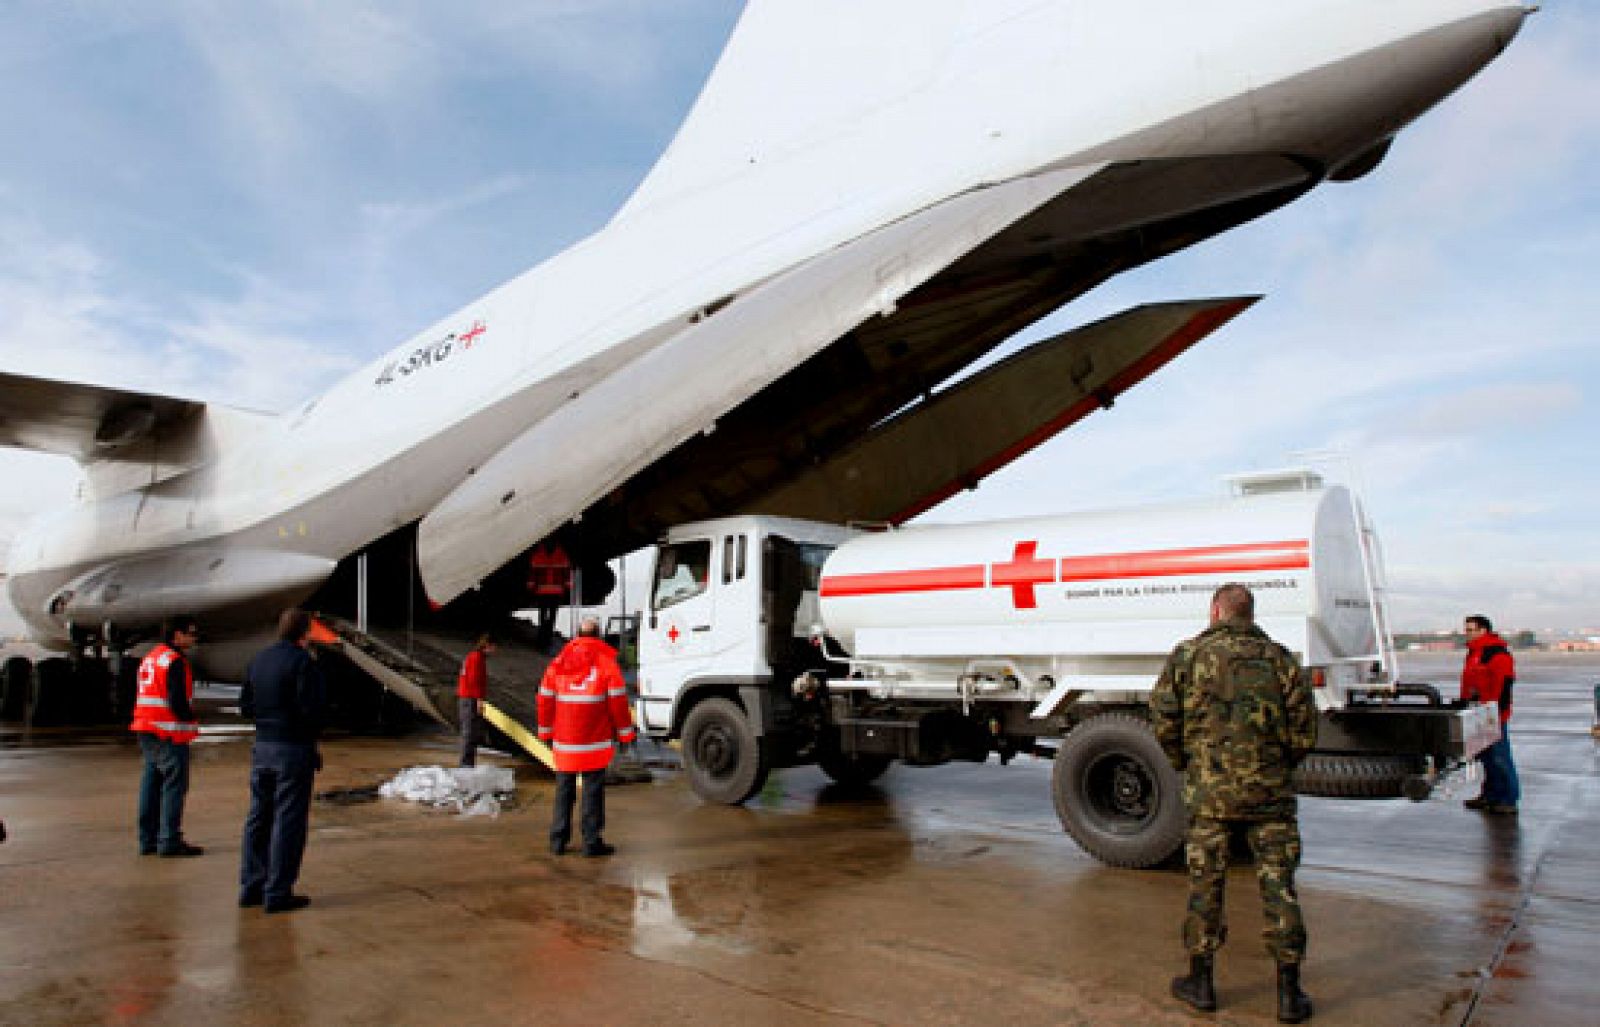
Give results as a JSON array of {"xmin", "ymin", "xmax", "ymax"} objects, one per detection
[
  {"xmin": 265, "ymin": 895, "xmax": 311, "ymax": 914},
  {"xmin": 139, "ymin": 845, "xmax": 156, "ymax": 856},
  {"xmin": 549, "ymin": 838, "xmax": 568, "ymax": 856},
  {"xmin": 1463, "ymin": 796, "xmax": 1490, "ymax": 811},
  {"xmin": 1171, "ymin": 955, "xmax": 1216, "ymax": 1012},
  {"xmin": 239, "ymin": 891, "xmax": 263, "ymax": 908},
  {"xmin": 1277, "ymin": 963, "xmax": 1313, "ymax": 1023},
  {"xmin": 581, "ymin": 840, "xmax": 616, "ymax": 858},
  {"xmin": 158, "ymin": 841, "xmax": 205, "ymax": 858}
]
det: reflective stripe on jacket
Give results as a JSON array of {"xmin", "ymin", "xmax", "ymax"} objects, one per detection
[
  {"xmin": 527, "ymin": 544, "xmax": 572, "ymax": 599},
  {"xmin": 536, "ymin": 636, "xmax": 635, "ymax": 772},
  {"xmin": 130, "ymin": 644, "xmax": 199, "ymax": 744}
]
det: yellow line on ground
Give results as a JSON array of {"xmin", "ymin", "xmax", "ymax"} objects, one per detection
[{"xmin": 481, "ymin": 702, "xmax": 555, "ymax": 771}]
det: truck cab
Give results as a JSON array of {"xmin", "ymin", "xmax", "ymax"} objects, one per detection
[{"xmin": 637, "ymin": 515, "xmax": 854, "ymax": 752}]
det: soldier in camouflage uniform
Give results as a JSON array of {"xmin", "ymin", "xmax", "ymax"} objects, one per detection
[{"xmin": 1150, "ymin": 583, "xmax": 1317, "ymax": 1024}]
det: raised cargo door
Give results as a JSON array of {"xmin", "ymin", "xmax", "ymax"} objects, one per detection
[{"xmin": 747, "ymin": 297, "xmax": 1257, "ymax": 524}]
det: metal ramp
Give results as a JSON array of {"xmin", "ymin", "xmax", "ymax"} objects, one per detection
[
  {"xmin": 318, "ymin": 617, "xmax": 560, "ymax": 771},
  {"xmin": 315, "ymin": 618, "xmax": 659, "ymax": 780}
]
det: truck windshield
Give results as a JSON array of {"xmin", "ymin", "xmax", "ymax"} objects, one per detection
[{"xmin": 653, "ymin": 540, "xmax": 711, "ymax": 610}]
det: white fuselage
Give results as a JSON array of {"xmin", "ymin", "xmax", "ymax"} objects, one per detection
[{"xmin": 6, "ymin": 1, "xmax": 1527, "ymax": 677}]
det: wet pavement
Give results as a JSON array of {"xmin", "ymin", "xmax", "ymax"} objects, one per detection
[{"xmin": 1, "ymin": 654, "xmax": 1596, "ymax": 1025}]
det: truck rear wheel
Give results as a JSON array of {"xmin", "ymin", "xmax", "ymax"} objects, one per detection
[
  {"xmin": 1052, "ymin": 712, "xmax": 1186, "ymax": 869},
  {"xmin": 817, "ymin": 746, "xmax": 892, "ymax": 788},
  {"xmin": 682, "ymin": 697, "xmax": 770, "ymax": 805}
]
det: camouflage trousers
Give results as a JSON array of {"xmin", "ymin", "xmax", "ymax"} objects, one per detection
[{"xmin": 1183, "ymin": 816, "xmax": 1307, "ymax": 964}]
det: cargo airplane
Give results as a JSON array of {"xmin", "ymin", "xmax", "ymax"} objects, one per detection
[{"xmin": 2, "ymin": 1, "xmax": 1529, "ymax": 685}]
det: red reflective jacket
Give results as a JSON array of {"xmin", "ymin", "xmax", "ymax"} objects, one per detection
[
  {"xmin": 527, "ymin": 544, "xmax": 572, "ymax": 600},
  {"xmin": 536, "ymin": 637, "xmax": 635, "ymax": 772},
  {"xmin": 457, "ymin": 649, "xmax": 488, "ymax": 700},
  {"xmin": 1462, "ymin": 632, "xmax": 1515, "ymax": 724},
  {"xmin": 130, "ymin": 644, "xmax": 199, "ymax": 743}
]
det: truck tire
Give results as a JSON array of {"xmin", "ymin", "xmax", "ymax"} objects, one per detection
[
  {"xmin": 682, "ymin": 697, "xmax": 770, "ymax": 805},
  {"xmin": 817, "ymin": 746, "xmax": 892, "ymax": 788},
  {"xmin": 2, "ymin": 657, "xmax": 32, "ymax": 721},
  {"xmin": 1052, "ymin": 712, "xmax": 1186, "ymax": 869},
  {"xmin": 1293, "ymin": 754, "xmax": 1420, "ymax": 799}
]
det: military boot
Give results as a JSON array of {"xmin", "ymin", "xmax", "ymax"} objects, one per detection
[
  {"xmin": 1277, "ymin": 963, "xmax": 1313, "ymax": 1023},
  {"xmin": 1171, "ymin": 955, "xmax": 1217, "ymax": 1012}
]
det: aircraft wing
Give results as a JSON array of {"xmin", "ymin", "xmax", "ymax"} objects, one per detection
[
  {"xmin": 0, "ymin": 372, "xmax": 210, "ymax": 462},
  {"xmin": 750, "ymin": 297, "xmax": 1258, "ymax": 524}
]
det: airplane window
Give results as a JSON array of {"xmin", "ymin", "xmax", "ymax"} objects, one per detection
[{"xmin": 653, "ymin": 540, "xmax": 711, "ymax": 611}]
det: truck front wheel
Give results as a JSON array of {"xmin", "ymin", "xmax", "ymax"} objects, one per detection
[
  {"xmin": 1052, "ymin": 712, "xmax": 1187, "ymax": 869},
  {"xmin": 682, "ymin": 697, "xmax": 771, "ymax": 805}
]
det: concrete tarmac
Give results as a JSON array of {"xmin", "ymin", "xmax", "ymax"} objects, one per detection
[{"xmin": 1, "ymin": 654, "xmax": 1596, "ymax": 1025}]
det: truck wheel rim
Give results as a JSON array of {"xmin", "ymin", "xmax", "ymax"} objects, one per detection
[
  {"xmin": 1084, "ymin": 753, "xmax": 1155, "ymax": 828},
  {"xmin": 695, "ymin": 723, "xmax": 736, "ymax": 776}
]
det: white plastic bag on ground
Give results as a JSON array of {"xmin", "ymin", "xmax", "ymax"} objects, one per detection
[{"xmin": 379, "ymin": 766, "xmax": 516, "ymax": 817}]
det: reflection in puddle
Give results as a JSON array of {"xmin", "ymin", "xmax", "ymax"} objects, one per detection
[{"xmin": 630, "ymin": 867, "xmax": 760, "ymax": 960}]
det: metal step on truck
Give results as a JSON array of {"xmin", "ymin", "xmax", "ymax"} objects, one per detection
[{"xmin": 635, "ymin": 470, "xmax": 1500, "ymax": 868}]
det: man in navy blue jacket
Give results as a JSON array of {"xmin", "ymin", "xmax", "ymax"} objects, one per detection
[{"xmin": 239, "ymin": 608, "xmax": 326, "ymax": 914}]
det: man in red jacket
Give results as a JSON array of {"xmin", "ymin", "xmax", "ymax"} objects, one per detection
[
  {"xmin": 537, "ymin": 616, "xmax": 636, "ymax": 856},
  {"xmin": 1461, "ymin": 614, "xmax": 1520, "ymax": 815},
  {"xmin": 457, "ymin": 634, "xmax": 496, "ymax": 768}
]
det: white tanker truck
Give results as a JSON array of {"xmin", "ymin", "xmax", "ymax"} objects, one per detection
[{"xmin": 636, "ymin": 471, "xmax": 1499, "ymax": 867}]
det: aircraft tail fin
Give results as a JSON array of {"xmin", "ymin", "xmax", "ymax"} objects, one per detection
[{"xmin": 615, "ymin": 0, "xmax": 975, "ymax": 220}]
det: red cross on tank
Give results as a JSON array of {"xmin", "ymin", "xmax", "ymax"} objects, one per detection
[{"xmin": 990, "ymin": 540, "xmax": 1054, "ymax": 609}]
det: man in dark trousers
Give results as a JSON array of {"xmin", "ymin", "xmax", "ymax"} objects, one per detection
[
  {"xmin": 1461, "ymin": 614, "xmax": 1520, "ymax": 814},
  {"xmin": 537, "ymin": 616, "xmax": 636, "ymax": 857},
  {"xmin": 131, "ymin": 616, "xmax": 204, "ymax": 857},
  {"xmin": 239, "ymin": 608, "xmax": 326, "ymax": 913},
  {"xmin": 457, "ymin": 633, "xmax": 496, "ymax": 767},
  {"xmin": 1151, "ymin": 583, "xmax": 1317, "ymax": 1023}
]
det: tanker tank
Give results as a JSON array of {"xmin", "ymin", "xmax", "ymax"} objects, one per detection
[{"xmin": 817, "ymin": 479, "xmax": 1385, "ymax": 695}]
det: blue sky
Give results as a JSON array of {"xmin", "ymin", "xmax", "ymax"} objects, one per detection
[{"xmin": 1, "ymin": 2, "xmax": 1596, "ymax": 635}]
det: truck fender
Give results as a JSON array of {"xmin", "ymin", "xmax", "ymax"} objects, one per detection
[{"xmin": 670, "ymin": 676, "xmax": 768, "ymax": 738}]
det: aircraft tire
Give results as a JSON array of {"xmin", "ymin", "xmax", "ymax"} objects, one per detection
[
  {"xmin": 1052, "ymin": 711, "xmax": 1186, "ymax": 869},
  {"xmin": 27, "ymin": 658, "xmax": 73, "ymax": 728},
  {"xmin": 2, "ymin": 657, "xmax": 33, "ymax": 720},
  {"xmin": 71, "ymin": 657, "xmax": 113, "ymax": 725},
  {"xmin": 681, "ymin": 697, "xmax": 770, "ymax": 805},
  {"xmin": 111, "ymin": 659, "xmax": 139, "ymax": 722}
]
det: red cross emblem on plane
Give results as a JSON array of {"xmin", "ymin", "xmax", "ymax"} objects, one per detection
[{"xmin": 459, "ymin": 320, "xmax": 487, "ymax": 348}]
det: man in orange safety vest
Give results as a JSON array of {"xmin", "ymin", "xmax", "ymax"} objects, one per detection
[{"xmin": 130, "ymin": 616, "xmax": 204, "ymax": 857}]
